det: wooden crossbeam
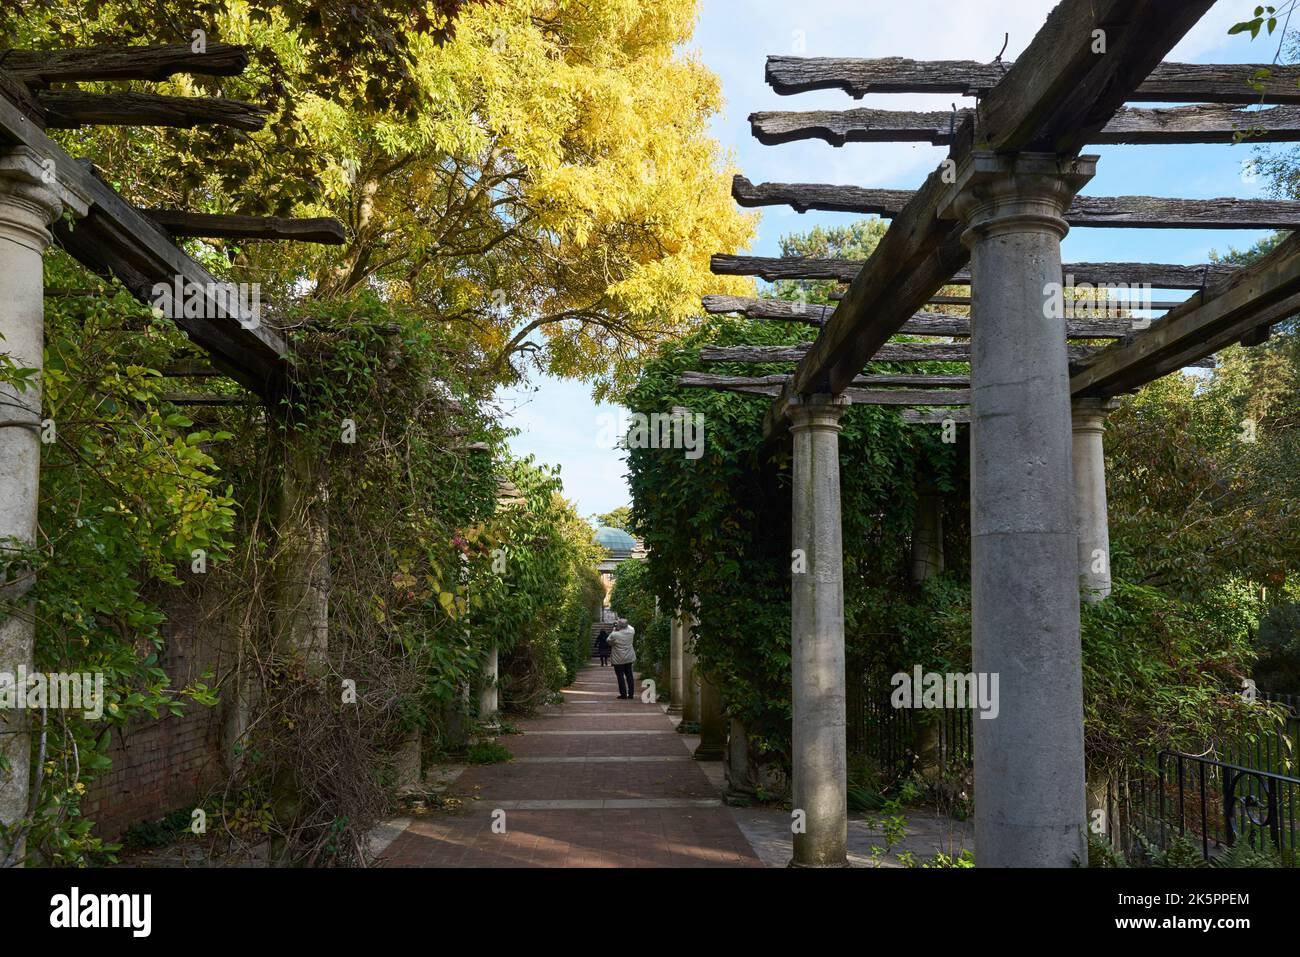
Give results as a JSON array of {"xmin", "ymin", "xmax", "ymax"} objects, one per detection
[
  {"xmin": 1072, "ymin": 233, "xmax": 1300, "ymax": 396},
  {"xmin": 678, "ymin": 371, "xmax": 970, "ymax": 390},
  {"xmin": 710, "ymin": 253, "xmax": 1238, "ymax": 289},
  {"xmin": 703, "ymin": 294, "xmax": 1135, "ymax": 337},
  {"xmin": 675, "ymin": 372, "xmax": 971, "ymax": 406},
  {"xmin": 701, "ymin": 342, "xmax": 1110, "ymax": 364},
  {"xmin": 0, "ymin": 90, "xmax": 289, "ymax": 395},
  {"xmin": 733, "ymin": 175, "xmax": 1300, "ymax": 229},
  {"xmin": 1, "ymin": 44, "xmax": 251, "ymax": 84},
  {"xmin": 159, "ymin": 390, "xmax": 253, "ymax": 405},
  {"xmin": 901, "ymin": 408, "xmax": 972, "ymax": 425},
  {"xmin": 143, "ymin": 209, "xmax": 346, "ymax": 244},
  {"xmin": 39, "ymin": 91, "xmax": 269, "ymax": 130},
  {"xmin": 919, "ymin": 293, "xmax": 1183, "ymax": 310},
  {"xmin": 752, "ymin": 104, "xmax": 1300, "ymax": 147},
  {"xmin": 764, "ymin": 56, "xmax": 1300, "ymax": 105}
]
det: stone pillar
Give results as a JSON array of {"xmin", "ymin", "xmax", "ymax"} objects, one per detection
[
  {"xmin": 0, "ymin": 148, "xmax": 89, "ymax": 862},
  {"xmin": 479, "ymin": 642, "xmax": 499, "ymax": 728},
  {"xmin": 694, "ymin": 670, "xmax": 726, "ymax": 761},
  {"xmin": 680, "ymin": 619, "xmax": 699, "ymax": 725},
  {"xmin": 788, "ymin": 394, "xmax": 849, "ymax": 868},
  {"xmin": 273, "ymin": 427, "xmax": 330, "ymax": 674},
  {"xmin": 944, "ymin": 151, "xmax": 1096, "ymax": 868},
  {"xmin": 724, "ymin": 717, "xmax": 757, "ymax": 803},
  {"xmin": 1072, "ymin": 398, "xmax": 1119, "ymax": 604},
  {"xmin": 1073, "ymin": 397, "xmax": 1120, "ymax": 836},
  {"xmin": 667, "ymin": 614, "xmax": 684, "ymax": 715},
  {"xmin": 394, "ymin": 728, "xmax": 422, "ymax": 794},
  {"xmin": 909, "ymin": 484, "xmax": 945, "ymax": 584}
]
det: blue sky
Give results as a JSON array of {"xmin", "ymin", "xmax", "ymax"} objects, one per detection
[{"xmin": 497, "ymin": 0, "xmax": 1281, "ymax": 520}]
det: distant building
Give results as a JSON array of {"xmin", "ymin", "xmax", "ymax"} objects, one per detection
[{"xmin": 594, "ymin": 525, "xmax": 644, "ymax": 615}]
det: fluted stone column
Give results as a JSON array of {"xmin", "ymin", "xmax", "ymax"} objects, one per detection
[
  {"xmin": 1072, "ymin": 398, "xmax": 1120, "ymax": 604},
  {"xmin": 788, "ymin": 394, "xmax": 849, "ymax": 868},
  {"xmin": 944, "ymin": 151, "xmax": 1096, "ymax": 868},
  {"xmin": 0, "ymin": 147, "xmax": 90, "ymax": 860},
  {"xmin": 909, "ymin": 484, "xmax": 945, "ymax": 584},
  {"xmin": 695, "ymin": 670, "xmax": 726, "ymax": 761},
  {"xmin": 479, "ymin": 642, "xmax": 499, "ymax": 728},
  {"xmin": 667, "ymin": 614, "xmax": 684, "ymax": 715}
]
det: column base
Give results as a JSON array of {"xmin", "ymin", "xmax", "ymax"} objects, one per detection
[
  {"xmin": 665, "ymin": 704, "xmax": 683, "ymax": 716},
  {"xmin": 693, "ymin": 745, "xmax": 725, "ymax": 761},
  {"xmin": 787, "ymin": 857, "xmax": 851, "ymax": 869}
]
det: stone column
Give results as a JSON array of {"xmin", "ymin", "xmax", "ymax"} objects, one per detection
[
  {"xmin": 667, "ymin": 614, "xmax": 684, "ymax": 715},
  {"xmin": 724, "ymin": 717, "xmax": 757, "ymax": 803},
  {"xmin": 694, "ymin": 670, "xmax": 726, "ymax": 761},
  {"xmin": 680, "ymin": 619, "xmax": 699, "ymax": 725},
  {"xmin": 944, "ymin": 152, "xmax": 1096, "ymax": 868},
  {"xmin": 479, "ymin": 642, "xmax": 499, "ymax": 728},
  {"xmin": 0, "ymin": 148, "xmax": 89, "ymax": 862},
  {"xmin": 273, "ymin": 427, "xmax": 330, "ymax": 674},
  {"xmin": 1073, "ymin": 397, "xmax": 1120, "ymax": 837},
  {"xmin": 788, "ymin": 394, "xmax": 849, "ymax": 868},
  {"xmin": 1072, "ymin": 398, "xmax": 1119, "ymax": 604},
  {"xmin": 909, "ymin": 484, "xmax": 945, "ymax": 584}
]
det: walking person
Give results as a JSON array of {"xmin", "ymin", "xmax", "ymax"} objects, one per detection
[
  {"xmin": 596, "ymin": 628, "xmax": 611, "ymax": 666},
  {"xmin": 607, "ymin": 619, "xmax": 637, "ymax": 699}
]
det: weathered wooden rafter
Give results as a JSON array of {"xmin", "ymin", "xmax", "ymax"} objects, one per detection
[
  {"xmin": 1072, "ymin": 233, "xmax": 1300, "ymax": 396},
  {"xmin": 678, "ymin": 371, "xmax": 970, "ymax": 390},
  {"xmin": 161, "ymin": 392, "xmax": 254, "ymax": 405},
  {"xmin": 764, "ymin": 56, "xmax": 1300, "ymax": 105},
  {"xmin": 39, "ymin": 91, "xmax": 269, "ymax": 130},
  {"xmin": 144, "ymin": 209, "xmax": 346, "ymax": 244},
  {"xmin": 0, "ymin": 44, "xmax": 251, "ymax": 85},
  {"xmin": 711, "ymin": 253, "xmax": 1238, "ymax": 289},
  {"xmin": 757, "ymin": 0, "xmax": 1217, "ymax": 438},
  {"xmin": 0, "ymin": 87, "xmax": 289, "ymax": 395},
  {"xmin": 901, "ymin": 408, "xmax": 971, "ymax": 425},
  {"xmin": 700, "ymin": 342, "xmax": 1122, "ymax": 364},
  {"xmin": 733, "ymin": 175, "xmax": 1300, "ymax": 230},
  {"xmin": 752, "ymin": 104, "xmax": 1300, "ymax": 148},
  {"xmin": 702, "ymin": 294, "xmax": 1134, "ymax": 337}
]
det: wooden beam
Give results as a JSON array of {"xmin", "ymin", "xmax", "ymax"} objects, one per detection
[
  {"xmin": 143, "ymin": 209, "xmax": 346, "ymax": 245},
  {"xmin": 0, "ymin": 92, "xmax": 289, "ymax": 395},
  {"xmin": 39, "ymin": 91, "xmax": 269, "ymax": 130},
  {"xmin": 764, "ymin": 56, "xmax": 1300, "ymax": 105},
  {"xmin": 702, "ymin": 294, "xmax": 1134, "ymax": 337},
  {"xmin": 901, "ymin": 408, "xmax": 971, "ymax": 425},
  {"xmin": 701, "ymin": 342, "xmax": 1108, "ymax": 364},
  {"xmin": 751, "ymin": 104, "xmax": 1300, "ymax": 148},
  {"xmin": 1072, "ymin": 234, "xmax": 1300, "ymax": 396},
  {"xmin": 733, "ymin": 175, "xmax": 1300, "ymax": 230},
  {"xmin": 678, "ymin": 371, "xmax": 970, "ymax": 390},
  {"xmin": 161, "ymin": 392, "xmax": 254, "ymax": 405},
  {"xmin": 761, "ymin": 0, "xmax": 1214, "ymax": 438},
  {"xmin": 711, "ymin": 253, "xmax": 1238, "ymax": 289},
  {"xmin": 1, "ymin": 44, "xmax": 251, "ymax": 84}
]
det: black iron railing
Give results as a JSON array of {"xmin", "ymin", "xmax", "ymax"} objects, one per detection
[
  {"xmin": 1108, "ymin": 750, "xmax": 1300, "ymax": 866},
  {"xmin": 847, "ymin": 668, "xmax": 972, "ymax": 777}
]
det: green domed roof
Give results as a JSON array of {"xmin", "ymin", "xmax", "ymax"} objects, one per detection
[{"xmin": 595, "ymin": 525, "xmax": 636, "ymax": 559}]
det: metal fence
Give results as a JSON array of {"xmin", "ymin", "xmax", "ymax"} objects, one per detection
[
  {"xmin": 847, "ymin": 668, "xmax": 972, "ymax": 777},
  {"xmin": 849, "ymin": 664, "xmax": 1299, "ymax": 865}
]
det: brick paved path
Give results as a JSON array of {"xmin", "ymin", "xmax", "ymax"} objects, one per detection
[{"xmin": 377, "ymin": 661, "xmax": 764, "ymax": 867}]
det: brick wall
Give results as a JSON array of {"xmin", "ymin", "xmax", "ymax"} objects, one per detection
[{"xmin": 83, "ymin": 576, "xmax": 237, "ymax": 841}]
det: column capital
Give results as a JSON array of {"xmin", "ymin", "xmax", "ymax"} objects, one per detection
[
  {"xmin": 787, "ymin": 393, "xmax": 849, "ymax": 434},
  {"xmin": 939, "ymin": 151, "xmax": 1096, "ymax": 248},
  {"xmin": 1071, "ymin": 396, "xmax": 1121, "ymax": 435},
  {"xmin": 0, "ymin": 146, "xmax": 92, "ymax": 252}
]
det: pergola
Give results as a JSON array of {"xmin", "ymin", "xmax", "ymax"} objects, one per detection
[
  {"xmin": 0, "ymin": 43, "xmax": 345, "ymax": 854},
  {"xmin": 672, "ymin": 0, "xmax": 1300, "ymax": 867}
]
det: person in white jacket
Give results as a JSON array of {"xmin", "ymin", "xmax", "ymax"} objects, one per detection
[{"xmin": 607, "ymin": 620, "xmax": 637, "ymax": 699}]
